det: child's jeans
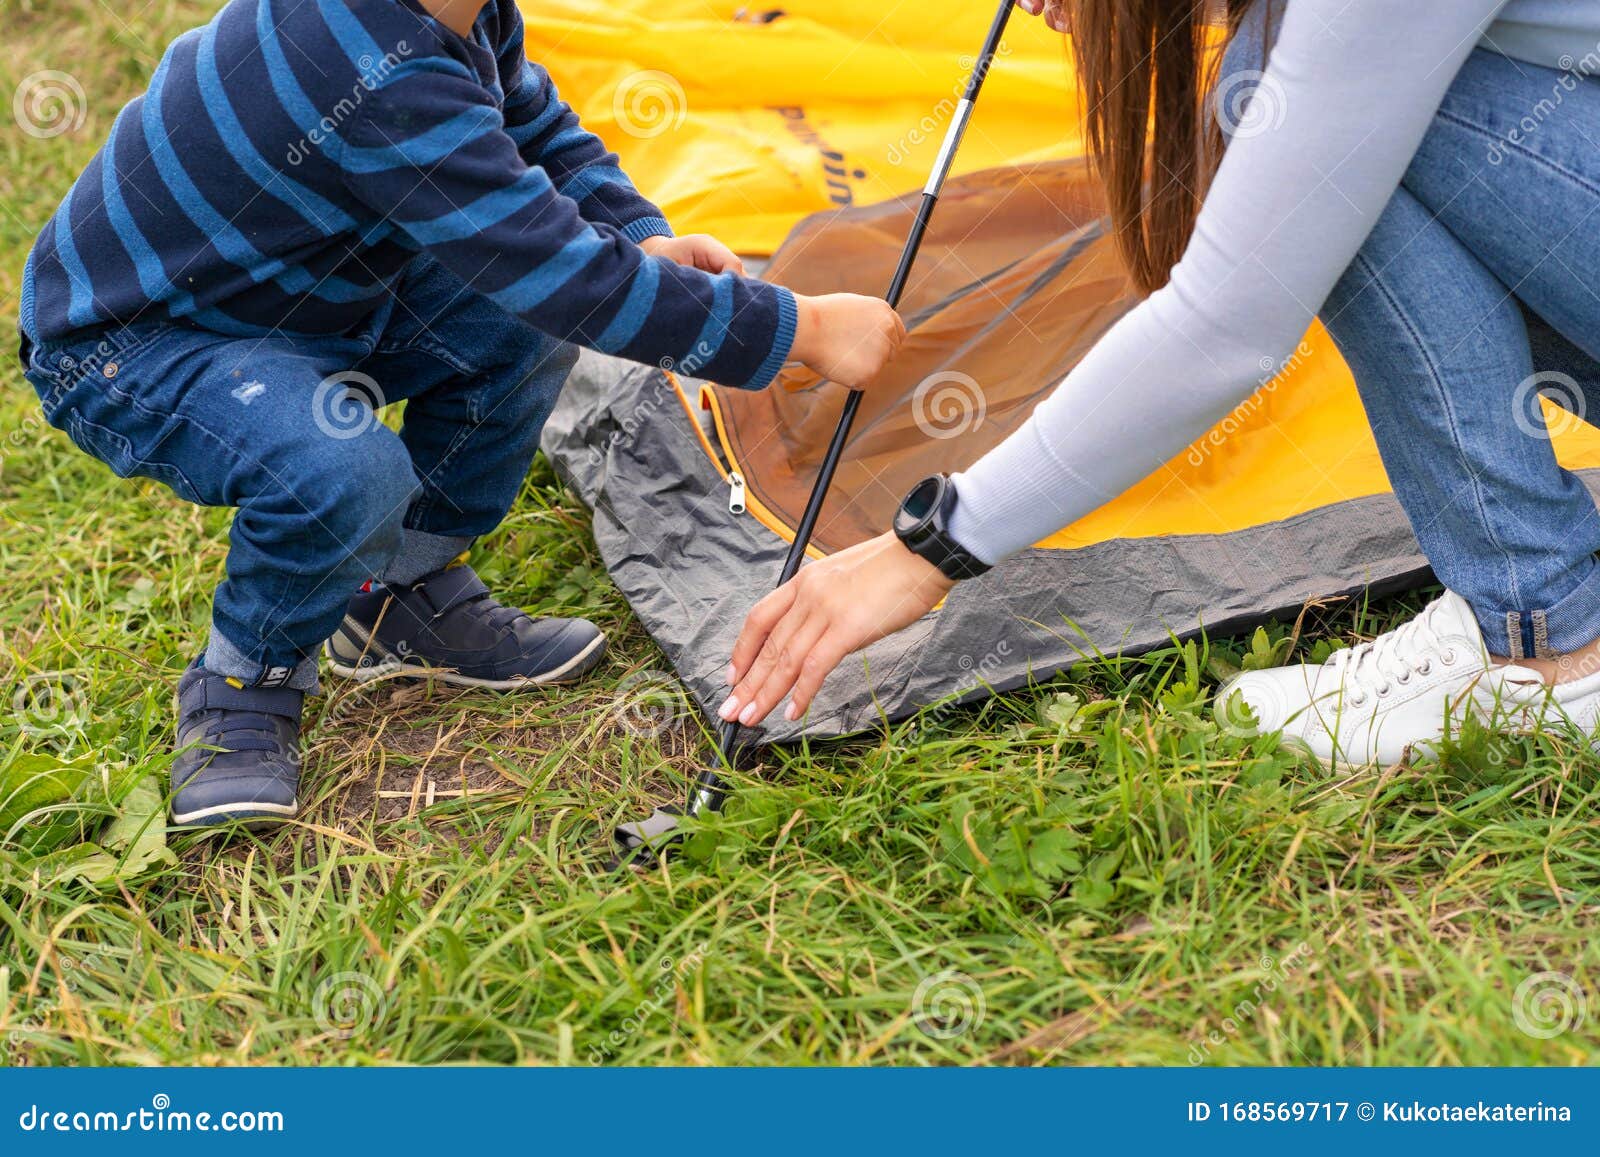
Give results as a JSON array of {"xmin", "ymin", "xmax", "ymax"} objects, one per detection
[
  {"xmin": 21, "ymin": 256, "xmax": 577, "ymax": 689},
  {"xmin": 1225, "ymin": 9, "xmax": 1600, "ymax": 660}
]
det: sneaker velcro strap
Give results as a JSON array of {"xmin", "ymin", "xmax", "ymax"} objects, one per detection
[
  {"xmin": 200, "ymin": 722, "xmax": 285, "ymax": 753},
  {"xmin": 194, "ymin": 677, "xmax": 304, "ymax": 719},
  {"xmin": 413, "ymin": 566, "xmax": 491, "ymax": 619}
]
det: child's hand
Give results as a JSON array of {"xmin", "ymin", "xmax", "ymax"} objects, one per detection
[
  {"xmin": 791, "ymin": 293, "xmax": 907, "ymax": 391},
  {"xmin": 639, "ymin": 233, "xmax": 747, "ymax": 276}
]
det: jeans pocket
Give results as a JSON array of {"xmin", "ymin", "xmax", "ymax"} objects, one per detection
[
  {"xmin": 23, "ymin": 352, "xmax": 71, "ymax": 423},
  {"xmin": 65, "ymin": 411, "xmax": 205, "ymax": 505},
  {"xmin": 32, "ymin": 325, "xmax": 170, "ymax": 408}
]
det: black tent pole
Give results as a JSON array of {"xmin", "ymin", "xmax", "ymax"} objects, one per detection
[
  {"xmin": 687, "ymin": 0, "xmax": 1019, "ymax": 821},
  {"xmin": 611, "ymin": 0, "xmax": 1020, "ymax": 865}
]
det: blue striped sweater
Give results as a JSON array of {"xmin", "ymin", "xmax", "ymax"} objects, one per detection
[{"xmin": 20, "ymin": 0, "xmax": 798, "ymax": 390}]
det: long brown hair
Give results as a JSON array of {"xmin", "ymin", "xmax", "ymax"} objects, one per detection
[{"xmin": 1066, "ymin": 0, "xmax": 1263, "ymax": 294}]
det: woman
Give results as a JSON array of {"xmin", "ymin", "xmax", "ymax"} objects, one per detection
[{"xmin": 718, "ymin": 0, "xmax": 1600, "ymax": 766}]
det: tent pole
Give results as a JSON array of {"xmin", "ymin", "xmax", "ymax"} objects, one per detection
[
  {"xmin": 688, "ymin": 0, "xmax": 1019, "ymax": 821},
  {"xmin": 612, "ymin": 0, "xmax": 1019, "ymax": 864}
]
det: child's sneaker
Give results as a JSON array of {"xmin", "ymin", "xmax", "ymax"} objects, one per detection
[
  {"xmin": 1216, "ymin": 590, "xmax": 1600, "ymax": 769},
  {"xmin": 324, "ymin": 564, "xmax": 606, "ymax": 689},
  {"xmin": 171, "ymin": 660, "xmax": 303, "ymax": 828}
]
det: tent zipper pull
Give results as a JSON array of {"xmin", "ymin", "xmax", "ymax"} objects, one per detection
[{"xmin": 727, "ymin": 472, "xmax": 747, "ymax": 515}]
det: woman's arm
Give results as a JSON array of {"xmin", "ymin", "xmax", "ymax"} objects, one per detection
[
  {"xmin": 948, "ymin": 0, "xmax": 1506, "ymax": 562},
  {"xmin": 719, "ymin": 0, "xmax": 1508, "ymax": 727}
]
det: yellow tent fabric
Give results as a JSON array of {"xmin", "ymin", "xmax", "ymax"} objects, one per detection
[
  {"xmin": 525, "ymin": 1, "xmax": 1600, "ymax": 549},
  {"xmin": 522, "ymin": 0, "xmax": 1082, "ymax": 253}
]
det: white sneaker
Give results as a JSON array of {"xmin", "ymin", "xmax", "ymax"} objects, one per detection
[{"xmin": 1216, "ymin": 590, "xmax": 1600, "ymax": 768}]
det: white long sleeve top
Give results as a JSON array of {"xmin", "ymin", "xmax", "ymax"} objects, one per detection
[{"xmin": 947, "ymin": 0, "xmax": 1600, "ymax": 563}]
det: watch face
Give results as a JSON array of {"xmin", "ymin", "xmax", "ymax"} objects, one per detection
[{"xmin": 896, "ymin": 476, "xmax": 943, "ymax": 537}]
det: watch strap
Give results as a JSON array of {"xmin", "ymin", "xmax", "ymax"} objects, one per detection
[{"xmin": 896, "ymin": 474, "xmax": 992, "ymax": 581}]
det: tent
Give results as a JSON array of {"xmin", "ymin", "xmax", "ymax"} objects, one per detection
[{"xmin": 534, "ymin": 1, "xmax": 1600, "ymax": 741}]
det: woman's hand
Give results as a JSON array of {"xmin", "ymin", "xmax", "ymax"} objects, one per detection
[
  {"xmin": 1016, "ymin": 0, "xmax": 1070, "ymax": 34},
  {"xmin": 639, "ymin": 233, "xmax": 747, "ymax": 276},
  {"xmin": 718, "ymin": 532, "xmax": 955, "ymax": 727}
]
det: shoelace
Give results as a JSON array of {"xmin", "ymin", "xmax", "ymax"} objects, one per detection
[{"xmin": 1322, "ymin": 599, "xmax": 1460, "ymax": 707}]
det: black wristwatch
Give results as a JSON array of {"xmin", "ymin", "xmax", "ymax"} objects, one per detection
[{"xmin": 893, "ymin": 474, "xmax": 992, "ymax": 582}]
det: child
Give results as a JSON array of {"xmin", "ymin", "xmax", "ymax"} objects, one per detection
[{"xmin": 17, "ymin": 0, "xmax": 904, "ymax": 829}]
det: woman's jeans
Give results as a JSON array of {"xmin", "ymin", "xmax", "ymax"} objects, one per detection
[
  {"xmin": 20, "ymin": 256, "xmax": 577, "ymax": 689},
  {"xmin": 1227, "ymin": 13, "xmax": 1600, "ymax": 660}
]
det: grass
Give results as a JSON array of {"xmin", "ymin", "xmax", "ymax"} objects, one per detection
[{"xmin": 2, "ymin": 1, "xmax": 1598, "ymax": 1067}]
